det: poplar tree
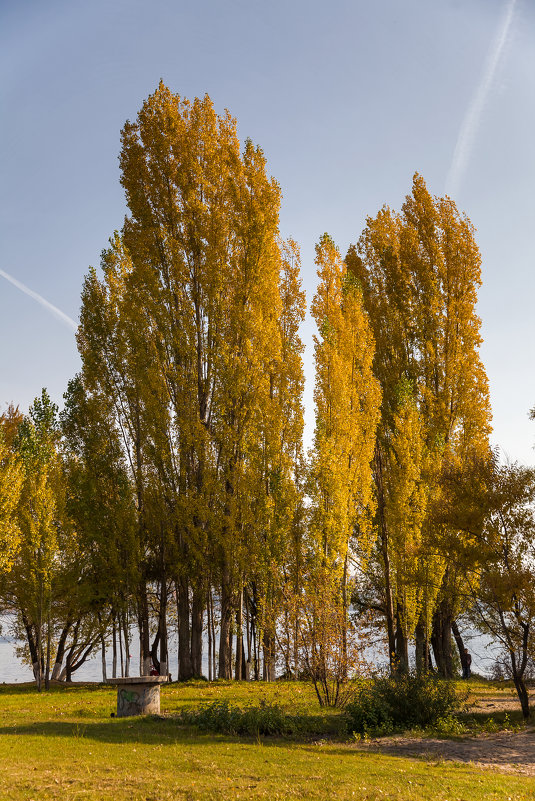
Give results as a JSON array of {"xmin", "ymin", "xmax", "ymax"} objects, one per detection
[
  {"xmin": 78, "ymin": 83, "xmax": 305, "ymax": 679},
  {"xmin": 305, "ymin": 234, "xmax": 380, "ymax": 699},
  {"xmin": 4, "ymin": 391, "xmax": 70, "ymax": 688},
  {"xmin": 347, "ymin": 174, "xmax": 491, "ymax": 673}
]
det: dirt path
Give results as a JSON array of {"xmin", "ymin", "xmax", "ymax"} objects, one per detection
[{"xmin": 356, "ymin": 696, "xmax": 535, "ymax": 775}]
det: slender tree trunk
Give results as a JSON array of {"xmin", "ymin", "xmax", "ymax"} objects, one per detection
[
  {"xmin": 112, "ymin": 614, "xmax": 118, "ymax": 679},
  {"xmin": 100, "ymin": 633, "xmax": 107, "ymax": 682},
  {"xmin": 235, "ymin": 586, "xmax": 243, "ymax": 681},
  {"xmin": 97, "ymin": 612, "xmax": 107, "ymax": 682},
  {"xmin": 207, "ymin": 587, "xmax": 213, "ymax": 682},
  {"xmin": 159, "ymin": 580, "xmax": 168, "ymax": 678},
  {"xmin": 219, "ymin": 574, "xmax": 233, "ymax": 679},
  {"xmin": 150, "ymin": 626, "xmax": 161, "ymax": 673},
  {"xmin": 36, "ymin": 579, "xmax": 44, "ymax": 692},
  {"xmin": 211, "ymin": 589, "xmax": 217, "ymax": 681},
  {"xmin": 431, "ymin": 597, "xmax": 453, "ymax": 678},
  {"xmin": 118, "ymin": 615, "xmax": 124, "ymax": 677},
  {"xmin": 375, "ymin": 445, "xmax": 396, "ymax": 672},
  {"xmin": 36, "ymin": 628, "xmax": 43, "ymax": 691},
  {"xmin": 191, "ymin": 587, "xmax": 203, "ymax": 677},
  {"xmin": 22, "ymin": 611, "xmax": 40, "ymax": 684},
  {"xmin": 245, "ymin": 591, "xmax": 252, "ymax": 680},
  {"xmin": 51, "ymin": 621, "xmax": 71, "ymax": 681},
  {"xmin": 177, "ymin": 577, "xmax": 193, "ymax": 680},
  {"xmin": 414, "ymin": 617, "xmax": 432, "ymax": 674},
  {"xmin": 65, "ymin": 621, "xmax": 80, "ymax": 683},
  {"xmin": 451, "ymin": 620, "xmax": 467, "ymax": 677},
  {"xmin": 341, "ymin": 554, "xmax": 349, "ymax": 679},
  {"xmin": 44, "ymin": 607, "xmax": 51, "ymax": 690},
  {"xmin": 138, "ymin": 581, "xmax": 151, "ymax": 675},
  {"xmin": 252, "ymin": 614, "xmax": 259, "ymax": 680},
  {"xmin": 65, "ymin": 652, "xmax": 73, "ymax": 682},
  {"xmin": 510, "ymin": 650, "xmax": 531, "ymax": 719},
  {"xmin": 395, "ymin": 605, "xmax": 408, "ymax": 674},
  {"xmin": 122, "ymin": 613, "xmax": 130, "ymax": 677},
  {"xmin": 262, "ymin": 629, "xmax": 275, "ymax": 682}
]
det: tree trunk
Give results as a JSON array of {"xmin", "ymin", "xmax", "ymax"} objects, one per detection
[
  {"xmin": 510, "ymin": 650, "xmax": 531, "ymax": 719},
  {"xmin": 122, "ymin": 613, "xmax": 130, "ymax": 677},
  {"xmin": 513, "ymin": 674, "xmax": 530, "ymax": 719},
  {"xmin": 375, "ymin": 445, "xmax": 396, "ymax": 672},
  {"xmin": 451, "ymin": 620, "xmax": 467, "ymax": 676},
  {"xmin": 159, "ymin": 580, "xmax": 168, "ymax": 678},
  {"xmin": 22, "ymin": 611, "xmax": 40, "ymax": 684},
  {"xmin": 245, "ymin": 590, "xmax": 252, "ymax": 680},
  {"xmin": 51, "ymin": 621, "xmax": 71, "ymax": 681},
  {"xmin": 100, "ymin": 633, "xmax": 107, "ymax": 682},
  {"xmin": 150, "ymin": 626, "xmax": 161, "ymax": 673},
  {"xmin": 207, "ymin": 587, "xmax": 213, "ymax": 682},
  {"xmin": 45, "ymin": 609, "xmax": 51, "ymax": 690},
  {"xmin": 219, "ymin": 576, "xmax": 233, "ymax": 679},
  {"xmin": 394, "ymin": 605, "xmax": 408, "ymax": 674},
  {"xmin": 177, "ymin": 576, "xmax": 193, "ymax": 680},
  {"xmin": 138, "ymin": 581, "xmax": 151, "ymax": 675},
  {"xmin": 65, "ymin": 622, "xmax": 80, "ymax": 683},
  {"xmin": 112, "ymin": 614, "xmax": 118, "ymax": 679},
  {"xmin": 431, "ymin": 598, "xmax": 453, "ymax": 678},
  {"xmin": 262, "ymin": 629, "xmax": 275, "ymax": 682},
  {"xmin": 235, "ymin": 586, "xmax": 243, "ymax": 681},
  {"xmin": 191, "ymin": 587, "xmax": 203, "ymax": 677},
  {"xmin": 211, "ymin": 589, "xmax": 217, "ymax": 681},
  {"xmin": 414, "ymin": 618, "xmax": 426, "ymax": 675}
]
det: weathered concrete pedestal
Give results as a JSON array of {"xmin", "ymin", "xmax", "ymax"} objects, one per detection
[{"xmin": 108, "ymin": 677, "xmax": 168, "ymax": 717}]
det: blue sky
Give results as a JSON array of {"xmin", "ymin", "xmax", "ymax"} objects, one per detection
[{"xmin": 1, "ymin": 0, "xmax": 534, "ymax": 460}]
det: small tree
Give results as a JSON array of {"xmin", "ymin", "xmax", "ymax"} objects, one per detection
[
  {"xmin": 466, "ymin": 462, "xmax": 535, "ymax": 719},
  {"xmin": 297, "ymin": 569, "xmax": 369, "ymax": 707},
  {"xmin": 9, "ymin": 390, "xmax": 66, "ymax": 689},
  {"xmin": 439, "ymin": 453, "xmax": 535, "ymax": 719}
]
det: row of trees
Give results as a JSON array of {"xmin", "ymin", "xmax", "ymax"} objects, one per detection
[{"xmin": 1, "ymin": 83, "xmax": 534, "ymax": 715}]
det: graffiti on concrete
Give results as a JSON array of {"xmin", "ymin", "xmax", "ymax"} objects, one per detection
[{"xmin": 118, "ymin": 687, "xmax": 140, "ymax": 715}]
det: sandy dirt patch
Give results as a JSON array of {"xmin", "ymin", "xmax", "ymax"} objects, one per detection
[{"xmin": 356, "ymin": 695, "xmax": 535, "ymax": 775}]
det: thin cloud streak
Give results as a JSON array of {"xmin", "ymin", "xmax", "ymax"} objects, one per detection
[
  {"xmin": 446, "ymin": 0, "xmax": 516, "ymax": 198},
  {"xmin": 0, "ymin": 269, "xmax": 77, "ymax": 331}
]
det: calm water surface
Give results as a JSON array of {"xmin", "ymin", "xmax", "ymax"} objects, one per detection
[{"xmin": 0, "ymin": 616, "xmax": 496, "ymax": 684}]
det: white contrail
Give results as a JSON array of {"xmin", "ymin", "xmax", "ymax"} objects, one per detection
[
  {"xmin": 0, "ymin": 268, "xmax": 77, "ymax": 331},
  {"xmin": 446, "ymin": 0, "xmax": 516, "ymax": 197}
]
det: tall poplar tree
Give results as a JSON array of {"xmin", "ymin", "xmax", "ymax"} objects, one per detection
[
  {"xmin": 346, "ymin": 174, "xmax": 491, "ymax": 673},
  {"xmin": 306, "ymin": 234, "xmax": 380, "ymax": 695},
  {"xmin": 78, "ymin": 83, "xmax": 305, "ymax": 679}
]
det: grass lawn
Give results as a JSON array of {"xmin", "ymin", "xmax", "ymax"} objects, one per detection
[{"xmin": 0, "ymin": 679, "xmax": 533, "ymax": 800}]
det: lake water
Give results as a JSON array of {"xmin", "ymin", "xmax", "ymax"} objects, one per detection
[
  {"xmin": 0, "ymin": 615, "xmax": 497, "ymax": 683},
  {"xmin": 0, "ymin": 615, "xmax": 192, "ymax": 683}
]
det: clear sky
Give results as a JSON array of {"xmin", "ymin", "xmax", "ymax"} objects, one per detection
[{"xmin": 1, "ymin": 0, "xmax": 534, "ymax": 460}]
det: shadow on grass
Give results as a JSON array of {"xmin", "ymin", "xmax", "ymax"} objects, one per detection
[
  {"xmin": 0, "ymin": 682, "xmax": 111, "ymax": 696},
  {"xmin": 6, "ymin": 717, "xmax": 535, "ymax": 774},
  {"xmin": 0, "ymin": 713, "xmax": 346, "ymax": 746}
]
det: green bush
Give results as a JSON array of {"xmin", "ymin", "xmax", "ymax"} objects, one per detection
[
  {"xmin": 179, "ymin": 700, "xmax": 300, "ymax": 736},
  {"xmin": 345, "ymin": 673, "xmax": 465, "ymax": 734}
]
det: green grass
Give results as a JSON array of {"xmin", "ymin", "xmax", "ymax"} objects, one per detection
[{"xmin": 0, "ymin": 680, "xmax": 533, "ymax": 800}]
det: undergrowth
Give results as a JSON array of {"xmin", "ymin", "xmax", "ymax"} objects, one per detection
[
  {"xmin": 346, "ymin": 673, "xmax": 467, "ymax": 735},
  {"xmin": 179, "ymin": 699, "xmax": 303, "ymax": 736}
]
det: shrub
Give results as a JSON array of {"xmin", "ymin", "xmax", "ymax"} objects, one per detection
[
  {"xmin": 179, "ymin": 700, "xmax": 300, "ymax": 736},
  {"xmin": 345, "ymin": 673, "xmax": 465, "ymax": 734}
]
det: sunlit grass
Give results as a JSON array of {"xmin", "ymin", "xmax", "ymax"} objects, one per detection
[{"xmin": 0, "ymin": 679, "xmax": 533, "ymax": 800}]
